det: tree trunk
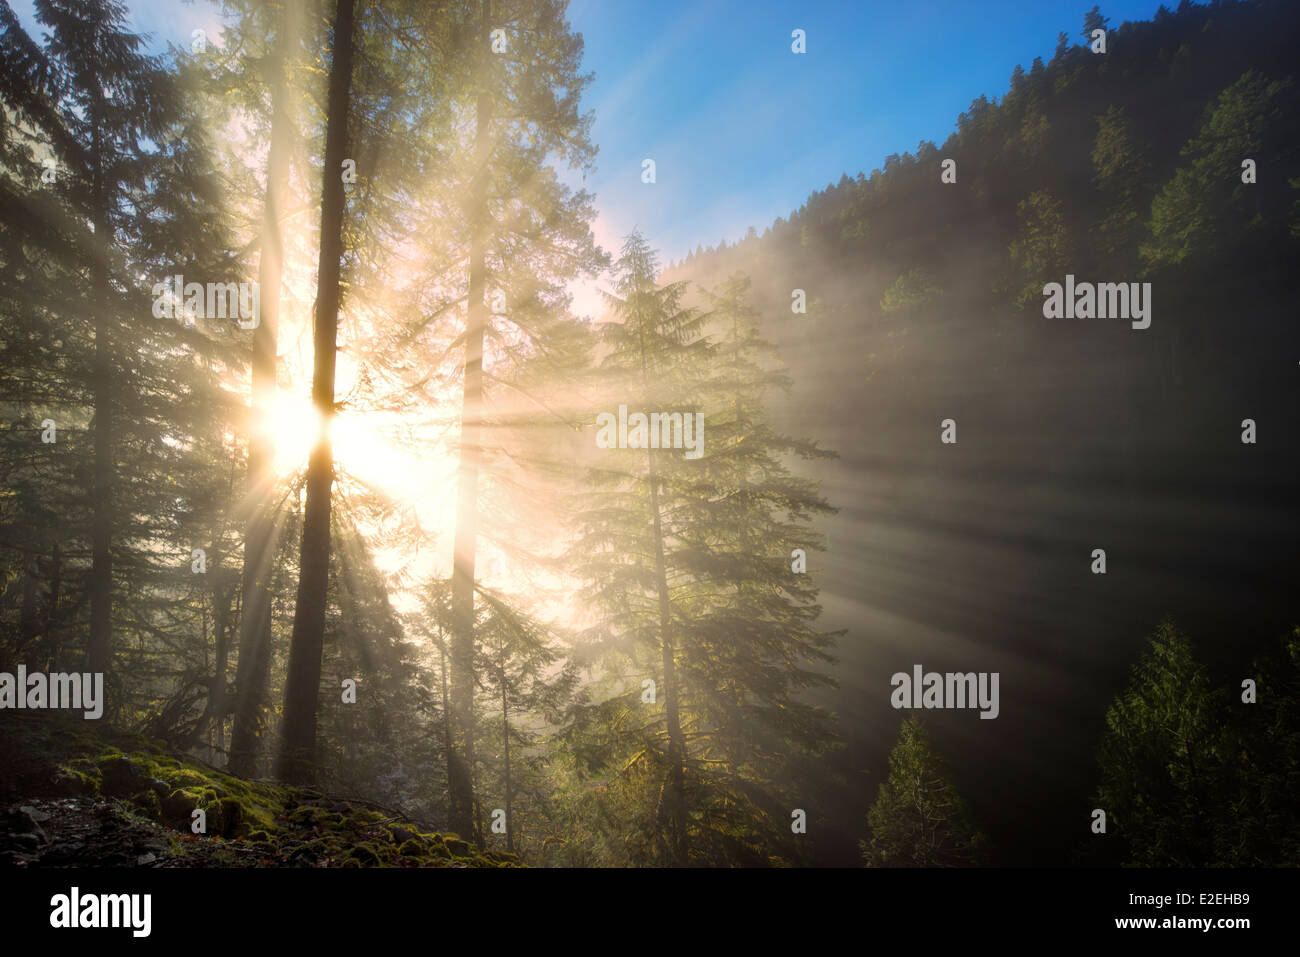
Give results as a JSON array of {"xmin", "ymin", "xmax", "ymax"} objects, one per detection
[
  {"xmin": 447, "ymin": 0, "xmax": 493, "ymax": 844},
  {"xmin": 230, "ymin": 13, "xmax": 292, "ymax": 778},
  {"xmin": 87, "ymin": 104, "xmax": 113, "ymax": 683},
  {"xmin": 439, "ymin": 634, "xmax": 454, "ymax": 815},
  {"xmin": 639, "ymin": 315, "xmax": 687, "ymax": 865},
  {"xmin": 500, "ymin": 660, "xmax": 513, "ymax": 852},
  {"xmin": 43, "ymin": 541, "xmax": 62, "ymax": 669},
  {"xmin": 279, "ymin": 0, "xmax": 357, "ymax": 785},
  {"xmin": 192, "ymin": 562, "xmax": 234, "ymax": 758},
  {"xmin": 648, "ymin": 457, "xmax": 688, "ymax": 864}
]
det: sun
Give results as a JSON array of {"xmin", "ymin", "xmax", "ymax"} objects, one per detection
[
  {"xmin": 266, "ymin": 393, "xmax": 409, "ymax": 494},
  {"xmin": 264, "ymin": 392, "xmax": 458, "ymax": 518},
  {"xmin": 259, "ymin": 387, "xmax": 467, "ymax": 608}
]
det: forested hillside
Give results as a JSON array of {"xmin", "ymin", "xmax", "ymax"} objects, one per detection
[{"xmin": 666, "ymin": 0, "xmax": 1300, "ymax": 864}]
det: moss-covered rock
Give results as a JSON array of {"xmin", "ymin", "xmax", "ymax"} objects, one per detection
[
  {"xmin": 10, "ymin": 711, "xmax": 516, "ymax": 868},
  {"xmin": 288, "ymin": 806, "xmax": 321, "ymax": 827},
  {"xmin": 348, "ymin": 844, "xmax": 381, "ymax": 866},
  {"xmin": 215, "ymin": 796, "xmax": 244, "ymax": 838},
  {"xmin": 52, "ymin": 767, "xmax": 98, "ymax": 796},
  {"xmin": 165, "ymin": 769, "xmax": 210, "ymax": 789},
  {"xmin": 397, "ymin": 838, "xmax": 427, "ymax": 859},
  {"xmin": 128, "ymin": 790, "xmax": 162, "ymax": 820},
  {"xmin": 161, "ymin": 788, "xmax": 197, "ymax": 821},
  {"xmin": 98, "ymin": 756, "xmax": 141, "ymax": 797},
  {"xmin": 286, "ymin": 839, "xmax": 326, "ymax": 865},
  {"xmin": 443, "ymin": 837, "xmax": 472, "ymax": 858}
]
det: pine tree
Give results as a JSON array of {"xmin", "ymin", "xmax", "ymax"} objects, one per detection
[
  {"xmin": 1142, "ymin": 70, "xmax": 1295, "ymax": 272},
  {"xmin": 435, "ymin": 0, "xmax": 604, "ymax": 842},
  {"xmin": 563, "ymin": 231, "xmax": 709, "ymax": 864},
  {"xmin": 280, "ymin": 0, "xmax": 359, "ymax": 784},
  {"xmin": 1093, "ymin": 620, "xmax": 1228, "ymax": 866},
  {"xmin": 668, "ymin": 272, "xmax": 839, "ymax": 863},
  {"xmin": 1091, "ymin": 105, "xmax": 1151, "ymax": 259},
  {"xmin": 473, "ymin": 587, "xmax": 578, "ymax": 853},
  {"xmin": 861, "ymin": 717, "xmax": 986, "ymax": 867},
  {"xmin": 564, "ymin": 246, "xmax": 839, "ymax": 865},
  {"xmin": 0, "ymin": 0, "xmax": 241, "ymax": 721},
  {"xmin": 218, "ymin": 0, "xmax": 305, "ymax": 777},
  {"xmin": 1008, "ymin": 189, "xmax": 1072, "ymax": 311}
]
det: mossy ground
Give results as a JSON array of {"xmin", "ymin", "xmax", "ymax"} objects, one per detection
[{"xmin": 0, "ymin": 712, "xmax": 518, "ymax": 868}]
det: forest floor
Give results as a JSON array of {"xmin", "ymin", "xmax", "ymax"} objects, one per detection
[{"xmin": 0, "ymin": 712, "xmax": 516, "ymax": 868}]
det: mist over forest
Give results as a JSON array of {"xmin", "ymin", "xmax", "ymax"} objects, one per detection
[{"xmin": 1, "ymin": 0, "xmax": 1298, "ymax": 875}]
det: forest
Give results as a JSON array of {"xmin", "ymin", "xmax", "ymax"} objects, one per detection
[{"xmin": 1, "ymin": 0, "xmax": 1298, "ymax": 869}]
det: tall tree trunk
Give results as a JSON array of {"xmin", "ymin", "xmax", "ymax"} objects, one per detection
[
  {"xmin": 230, "ymin": 15, "xmax": 292, "ymax": 778},
  {"xmin": 648, "ymin": 456, "xmax": 687, "ymax": 864},
  {"xmin": 500, "ymin": 657, "xmax": 513, "ymax": 852},
  {"xmin": 87, "ymin": 106, "xmax": 113, "ymax": 682},
  {"xmin": 279, "ymin": 0, "xmax": 357, "ymax": 785},
  {"xmin": 192, "ymin": 562, "xmax": 234, "ymax": 757},
  {"xmin": 440, "ymin": 634, "xmax": 454, "ymax": 812},
  {"xmin": 447, "ymin": 0, "xmax": 493, "ymax": 844},
  {"xmin": 638, "ymin": 318, "xmax": 687, "ymax": 865},
  {"xmin": 43, "ymin": 541, "xmax": 62, "ymax": 669}
]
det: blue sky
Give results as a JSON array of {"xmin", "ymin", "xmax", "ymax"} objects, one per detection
[
  {"xmin": 569, "ymin": 0, "xmax": 1164, "ymax": 264},
  {"xmin": 12, "ymin": 0, "xmax": 1164, "ymax": 265}
]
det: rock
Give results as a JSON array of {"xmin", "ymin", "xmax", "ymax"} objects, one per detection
[
  {"xmin": 40, "ymin": 841, "xmax": 85, "ymax": 865},
  {"xmin": 397, "ymin": 838, "xmax": 427, "ymax": 859},
  {"xmin": 286, "ymin": 842, "xmax": 320, "ymax": 864},
  {"xmin": 6, "ymin": 832, "xmax": 43, "ymax": 852},
  {"xmin": 98, "ymin": 757, "xmax": 140, "ymax": 797},
  {"xmin": 145, "ymin": 778, "xmax": 170, "ymax": 797},
  {"xmin": 135, "ymin": 852, "xmax": 157, "ymax": 865},
  {"xmin": 2, "ymin": 806, "xmax": 41, "ymax": 833},
  {"xmin": 348, "ymin": 845, "xmax": 380, "ymax": 866},
  {"xmin": 389, "ymin": 826, "xmax": 417, "ymax": 845},
  {"xmin": 19, "ymin": 805, "xmax": 51, "ymax": 823},
  {"xmin": 443, "ymin": 837, "xmax": 471, "ymax": 857},
  {"xmin": 128, "ymin": 790, "xmax": 162, "ymax": 820},
  {"xmin": 52, "ymin": 769, "xmax": 96, "ymax": 796},
  {"xmin": 214, "ymin": 796, "xmax": 244, "ymax": 837},
  {"xmin": 162, "ymin": 789, "xmax": 197, "ymax": 820}
]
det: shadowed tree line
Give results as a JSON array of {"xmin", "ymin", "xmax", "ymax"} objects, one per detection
[{"xmin": 669, "ymin": 0, "xmax": 1300, "ymax": 865}]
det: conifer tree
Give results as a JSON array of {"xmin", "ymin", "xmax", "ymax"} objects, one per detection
[
  {"xmin": 1093, "ymin": 620, "xmax": 1228, "ymax": 866},
  {"xmin": 218, "ymin": 0, "xmax": 305, "ymax": 777},
  {"xmin": 564, "ymin": 243, "xmax": 839, "ymax": 865},
  {"xmin": 436, "ymin": 0, "xmax": 604, "ymax": 842},
  {"xmin": 0, "ymin": 0, "xmax": 240, "ymax": 719},
  {"xmin": 1142, "ymin": 70, "xmax": 1295, "ymax": 272},
  {"xmin": 280, "ymin": 0, "xmax": 359, "ymax": 784},
  {"xmin": 570, "ymin": 232, "xmax": 708, "ymax": 863},
  {"xmin": 861, "ymin": 717, "xmax": 986, "ymax": 867},
  {"xmin": 677, "ymin": 272, "xmax": 840, "ymax": 862}
]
